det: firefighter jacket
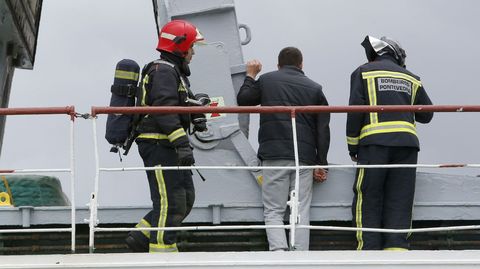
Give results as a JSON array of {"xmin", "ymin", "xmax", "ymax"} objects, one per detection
[
  {"xmin": 237, "ymin": 66, "xmax": 330, "ymax": 165},
  {"xmin": 346, "ymin": 55, "xmax": 433, "ymax": 156},
  {"xmin": 136, "ymin": 53, "xmax": 194, "ymax": 145}
]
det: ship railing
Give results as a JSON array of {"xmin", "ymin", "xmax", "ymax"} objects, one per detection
[
  {"xmin": 89, "ymin": 104, "xmax": 480, "ymax": 253},
  {"xmin": 0, "ymin": 106, "xmax": 77, "ymax": 253}
]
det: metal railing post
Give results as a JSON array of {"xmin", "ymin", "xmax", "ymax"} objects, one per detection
[
  {"xmin": 88, "ymin": 116, "xmax": 100, "ymax": 253},
  {"xmin": 288, "ymin": 110, "xmax": 301, "ymax": 250},
  {"xmin": 69, "ymin": 117, "xmax": 76, "ymax": 253}
]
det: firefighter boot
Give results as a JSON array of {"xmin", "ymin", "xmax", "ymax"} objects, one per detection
[{"xmin": 125, "ymin": 231, "xmax": 149, "ymax": 252}]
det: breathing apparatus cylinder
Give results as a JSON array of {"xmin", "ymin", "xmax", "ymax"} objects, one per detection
[{"xmin": 105, "ymin": 59, "xmax": 140, "ymax": 151}]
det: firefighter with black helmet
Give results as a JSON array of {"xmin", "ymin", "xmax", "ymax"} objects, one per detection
[
  {"xmin": 125, "ymin": 20, "xmax": 206, "ymax": 253},
  {"xmin": 347, "ymin": 35, "xmax": 433, "ymax": 250}
]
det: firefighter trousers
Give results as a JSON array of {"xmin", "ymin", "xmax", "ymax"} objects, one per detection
[
  {"xmin": 352, "ymin": 145, "xmax": 418, "ymax": 250},
  {"xmin": 134, "ymin": 139, "xmax": 195, "ymax": 253}
]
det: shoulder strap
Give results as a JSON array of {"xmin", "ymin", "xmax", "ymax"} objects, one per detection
[
  {"xmin": 144, "ymin": 60, "xmax": 192, "ymax": 95},
  {"xmin": 110, "ymin": 84, "xmax": 137, "ymax": 97},
  {"xmin": 140, "ymin": 59, "xmax": 176, "ymax": 83},
  {"xmin": 153, "ymin": 59, "xmax": 175, "ymax": 68}
]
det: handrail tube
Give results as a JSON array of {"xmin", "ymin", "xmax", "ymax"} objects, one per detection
[
  {"xmin": 0, "ymin": 168, "xmax": 71, "ymax": 174},
  {"xmin": 92, "ymin": 224, "xmax": 480, "ymax": 234},
  {"xmin": 91, "ymin": 105, "xmax": 480, "ymax": 116},
  {"xmin": 0, "ymin": 228, "xmax": 72, "ymax": 234},
  {"xmin": 300, "ymin": 225, "xmax": 480, "ymax": 234},
  {"xmin": 95, "ymin": 225, "xmax": 289, "ymax": 232},
  {"xmin": 97, "ymin": 163, "xmax": 480, "ymax": 172},
  {"xmin": 0, "ymin": 106, "xmax": 75, "ymax": 116}
]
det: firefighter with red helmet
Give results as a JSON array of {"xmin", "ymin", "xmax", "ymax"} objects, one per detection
[
  {"xmin": 347, "ymin": 36, "xmax": 433, "ymax": 250},
  {"xmin": 125, "ymin": 20, "xmax": 206, "ymax": 253}
]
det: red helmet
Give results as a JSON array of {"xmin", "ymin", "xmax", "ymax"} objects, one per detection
[{"xmin": 156, "ymin": 20, "xmax": 204, "ymax": 57}]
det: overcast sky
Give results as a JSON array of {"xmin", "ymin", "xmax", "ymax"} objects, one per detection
[{"xmin": 2, "ymin": 0, "xmax": 480, "ymax": 206}]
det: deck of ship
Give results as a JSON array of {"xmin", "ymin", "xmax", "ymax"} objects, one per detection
[{"xmin": 2, "ymin": 251, "xmax": 480, "ymax": 269}]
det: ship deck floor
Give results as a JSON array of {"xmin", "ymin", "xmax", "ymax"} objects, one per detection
[{"xmin": 2, "ymin": 250, "xmax": 480, "ymax": 269}]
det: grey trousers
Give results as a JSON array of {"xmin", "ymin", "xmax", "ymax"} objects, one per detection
[{"xmin": 262, "ymin": 159, "xmax": 313, "ymax": 251}]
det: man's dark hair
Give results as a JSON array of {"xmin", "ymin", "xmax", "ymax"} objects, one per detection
[{"xmin": 278, "ymin": 47, "xmax": 303, "ymax": 68}]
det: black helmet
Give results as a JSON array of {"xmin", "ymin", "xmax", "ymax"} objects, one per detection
[{"xmin": 361, "ymin": 35, "xmax": 407, "ymax": 67}]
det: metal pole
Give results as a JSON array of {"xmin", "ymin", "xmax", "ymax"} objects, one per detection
[
  {"xmin": 288, "ymin": 110, "xmax": 300, "ymax": 250},
  {"xmin": 69, "ymin": 118, "xmax": 76, "ymax": 253},
  {"xmin": 91, "ymin": 104, "xmax": 480, "ymax": 116},
  {"xmin": 96, "ymin": 163, "xmax": 480, "ymax": 172},
  {"xmin": 89, "ymin": 117, "xmax": 101, "ymax": 253}
]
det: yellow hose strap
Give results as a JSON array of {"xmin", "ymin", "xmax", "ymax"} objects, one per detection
[
  {"xmin": 0, "ymin": 192, "xmax": 12, "ymax": 206},
  {"xmin": 1, "ymin": 176, "xmax": 13, "ymax": 206}
]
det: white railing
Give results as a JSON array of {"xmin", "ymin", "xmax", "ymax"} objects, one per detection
[
  {"xmin": 88, "ymin": 104, "xmax": 480, "ymax": 253},
  {"xmin": 1, "ymin": 105, "xmax": 480, "ymax": 253},
  {"xmin": 0, "ymin": 106, "xmax": 77, "ymax": 252}
]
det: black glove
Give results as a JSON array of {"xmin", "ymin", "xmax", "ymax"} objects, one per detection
[
  {"xmin": 192, "ymin": 117, "xmax": 207, "ymax": 132},
  {"xmin": 349, "ymin": 152, "xmax": 358, "ymax": 162},
  {"xmin": 194, "ymin": 93, "xmax": 211, "ymax": 106},
  {"xmin": 172, "ymin": 136, "xmax": 195, "ymax": 166}
]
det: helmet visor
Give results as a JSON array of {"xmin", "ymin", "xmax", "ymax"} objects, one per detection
[
  {"xmin": 193, "ymin": 28, "xmax": 206, "ymax": 46},
  {"xmin": 368, "ymin": 36, "xmax": 390, "ymax": 54}
]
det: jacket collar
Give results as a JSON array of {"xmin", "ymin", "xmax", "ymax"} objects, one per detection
[
  {"xmin": 280, "ymin": 65, "xmax": 304, "ymax": 75},
  {"xmin": 160, "ymin": 52, "xmax": 191, "ymax": 76},
  {"xmin": 375, "ymin": 54, "xmax": 399, "ymax": 65}
]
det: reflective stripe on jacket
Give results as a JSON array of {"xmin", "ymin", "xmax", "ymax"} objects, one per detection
[
  {"xmin": 346, "ymin": 55, "xmax": 433, "ymax": 155},
  {"xmin": 137, "ymin": 57, "xmax": 191, "ymax": 144}
]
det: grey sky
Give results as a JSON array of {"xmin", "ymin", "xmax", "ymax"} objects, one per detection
[{"xmin": 2, "ymin": 0, "xmax": 480, "ymax": 206}]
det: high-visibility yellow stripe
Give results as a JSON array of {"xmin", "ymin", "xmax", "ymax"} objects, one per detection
[
  {"xmin": 256, "ymin": 175, "xmax": 263, "ymax": 186},
  {"xmin": 138, "ymin": 130, "xmax": 190, "ymax": 142},
  {"xmin": 384, "ymin": 247, "xmax": 408, "ymax": 251},
  {"xmin": 355, "ymin": 168, "xmax": 365, "ymax": 250},
  {"xmin": 115, "ymin": 70, "xmax": 139, "ymax": 81},
  {"xmin": 135, "ymin": 218, "xmax": 151, "ymax": 238},
  {"xmin": 154, "ymin": 166, "xmax": 169, "ymax": 249},
  {"xmin": 359, "ymin": 121, "xmax": 417, "ymax": 140},
  {"xmin": 362, "ymin": 127, "xmax": 417, "ymax": 138},
  {"xmin": 167, "ymin": 128, "xmax": 186, "ymax": 143},
  {"xmin": 149, "ymin": 243, "xmax": 178, "ymax": 253},
  {"xmin": 137, "ymin": 133, "xmax": 169, "ymax": 140},
  {"xmin": 141, "ymin": 74, "xmax": 149, "ymax": 107},
  {"xmin": 411, "ymin": 84, "xmax": 419, "ymax": 105},
  {"xmin": 366, "ymin": 77, "xmax": 378, "ymax": 124},
  {"xmin": 178, "ymin": 77, "xmax": 188, "ymax": 92},
  {"xmin": 362, "ymin": 71, "xmax": 422, "ymax": 86},
  {"xmin": 347, "ymin": 136, "xmax": 359, "ymax": 146}
]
